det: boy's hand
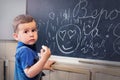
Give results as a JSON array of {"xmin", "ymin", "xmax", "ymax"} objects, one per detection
[
  {"xmin": 43, "ymin": 60, "xmax": 56, "ymax": 70},
  {"xmin": 40, "ymin": 45, "xmax": 51, "ymax": 60}
]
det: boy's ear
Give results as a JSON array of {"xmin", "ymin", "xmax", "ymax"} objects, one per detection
[{"xmin": 13, "ymin": 33, "xmax": 18, "ymax": 41}]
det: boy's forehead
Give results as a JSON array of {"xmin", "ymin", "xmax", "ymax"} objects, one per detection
[{"xmin": 18, "ymin": 21, "xmax": 37, "ymax": 30}]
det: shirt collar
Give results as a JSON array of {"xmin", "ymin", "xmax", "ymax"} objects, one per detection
[{"xmin": 17, "ymin": 41, "xmax": 36, "ymax": 51}]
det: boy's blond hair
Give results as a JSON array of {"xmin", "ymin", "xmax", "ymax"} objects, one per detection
[{"xmin": 12, "ymin": 14, "xmax": 34, "ymax": 33}]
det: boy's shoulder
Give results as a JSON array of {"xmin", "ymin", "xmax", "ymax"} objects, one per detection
[
  {"xmin": 16, "ymin": 46, "xmax": 32, "ymax": 54},
  {"xmin": 17, "ymin": 46, "xmax": 28, "ymax": 52},
  {"xmin": 15, "ymin": 46, "xmax": 34, "ymax": 58}
]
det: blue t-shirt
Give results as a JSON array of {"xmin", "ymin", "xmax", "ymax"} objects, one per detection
[{"xmin": 14, "ymin": 42, "xmax": 42, "ymax": 80}]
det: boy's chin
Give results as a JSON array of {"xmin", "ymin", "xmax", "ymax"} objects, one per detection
[
  {"xmin": 26, "ymin": 42, "xmax": 36, "ymax": 45},
  {"xmin": 28, "ymin": 43, "xmax": 36, "ymax": 45}
]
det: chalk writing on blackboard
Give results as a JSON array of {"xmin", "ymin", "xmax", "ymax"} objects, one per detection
[{"xmin": 27, "ymin": 0, "xmax": 120, "ymax": 61}]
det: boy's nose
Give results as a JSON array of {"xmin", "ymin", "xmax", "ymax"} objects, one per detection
[{"xmin": 29, "ymin": 32, "xmax": 34, "ymax": 36}]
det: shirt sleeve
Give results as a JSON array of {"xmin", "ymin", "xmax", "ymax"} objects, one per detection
[{"xmin": 18, "ymin": 47, "xmax": 35, "ymax": 70}]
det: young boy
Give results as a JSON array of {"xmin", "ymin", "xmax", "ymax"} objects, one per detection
[{"xmin": 12, "ymin": 14, "xmax": 55, "ymax": 80}]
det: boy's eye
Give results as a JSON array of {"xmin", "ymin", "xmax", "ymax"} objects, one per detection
[
  {"xmin": 24, "ymin": 30, "xmax": 28, "ymax": 33},
  {"xmin": 32, "ymin": 29, "xmax": 38, "ymax": 32}
]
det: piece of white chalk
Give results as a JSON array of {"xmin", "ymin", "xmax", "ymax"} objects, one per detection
[
  {"xmin": 42, "ymin": 45, "xmax": 46, "ymax": 49},
  {"xmin": 42, "ymin": 45, "xmax": 46, "ymax": 52}
]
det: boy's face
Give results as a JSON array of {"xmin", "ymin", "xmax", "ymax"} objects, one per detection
[{"xmin": 13, "ymin": 20, "xmax": 38, "ymax": 45}]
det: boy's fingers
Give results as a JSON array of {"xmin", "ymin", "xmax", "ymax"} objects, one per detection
[{"xmin": 50, "ymin": 67, "xmax": 54, "ymax": 71}]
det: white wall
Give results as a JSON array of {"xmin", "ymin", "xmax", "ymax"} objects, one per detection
[
  {"xmin": 0, "ymin": 1, "xmax": 26, "ymax": 79},
  {"xmin": 0, "ymin": 0, "xmax": 26, "ymax": 40}
]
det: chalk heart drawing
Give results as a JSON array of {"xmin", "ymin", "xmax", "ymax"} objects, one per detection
[
  {"xmin": 68, "ymin": 30, "xmax": 76, "ymax": 39},
  {"xmin": 56, "ymin": 24, "xmax": 81, "ymax": 54},
  {"xmin": 59, "ymin": 30, "xmax": 66, "ymax": 41},
  {"xmin": 59, "ymin": 30, "xmax": 76, "ymax": 40}
]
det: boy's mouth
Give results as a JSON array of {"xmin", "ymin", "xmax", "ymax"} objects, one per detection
[{"xmin": 29, "ymin": 39, "xmax": 36, "ymax": 42}]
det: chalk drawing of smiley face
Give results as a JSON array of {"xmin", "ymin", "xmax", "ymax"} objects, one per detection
[{"xmin": 56, "ymin": 24, "xmax": 81, "ymax": 54}]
